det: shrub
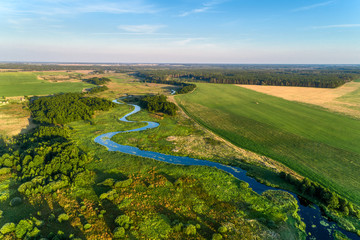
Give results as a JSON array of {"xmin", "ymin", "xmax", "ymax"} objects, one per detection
[
  {"xmin": 218, "ymin": 226, "xmax": 227, "ymax": 233},
  {"xmin": 0, "ymin": 167, "xmax": 11, "ymax": 175},
  {"xmin": 0, "ymin": 223, "xmax": 16, "ymax": 234},
  {"xmin": 15, "ymin": 219, "xmax": 34, "ymax": 239},
  {"xmin": 115, "ymin": 215, "xmax": 132, "ymax": 229},
  {"xmin": 184, "ymin": 224, "xmax": 196, "ymax": 235},
  {"xmin": 84, "ymin": 224, "xmax": 92, "ymax": 230},
  {"xmin": 98, "ymin": 178, "xmax": 115, "ymax": 187},
  {"xmin": 114, "ymin": 179, "xmax": 133, "ymax": 188},
  {"xmin": 212, "ymin": 233, "xmax": 223, "ymax": 240},
  {"xmin": 113, "ymin": 227, "xmax": 125, "ymax": 239},
  {"xmin": 57, "ymin": 213, "xmax": 70, "ymax": 223},
  {"xmin": 9, "ymin": 197, "xmax": 22, "ymax": 207}
]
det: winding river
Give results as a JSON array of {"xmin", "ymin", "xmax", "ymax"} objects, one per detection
[{"xmin": 95, "ymin": 99, "xmax": 359, "ymax": 240}]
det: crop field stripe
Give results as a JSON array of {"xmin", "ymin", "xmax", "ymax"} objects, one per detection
[{"xmin": 176, "ymin": 83, "xmax": 360, "ymax": 204}]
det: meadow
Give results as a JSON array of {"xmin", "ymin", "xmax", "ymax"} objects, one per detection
[
  {"xmin": 176, "ymin": 83, "xmax": 360, "ymax": 205},
  {"xmin": 66, "ymin": 103, "xmax": 305, "ymax": 239},
  {"xmin": 0, "ymin": 72, "xmax": 93, "ymax": 97}
]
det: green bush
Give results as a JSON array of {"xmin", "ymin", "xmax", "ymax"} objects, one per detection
[
  {"xmin": 0, "ymin": 223, "xmax": 16, "ymax": 234},
  {"xmin": 0, "ymin": 167, "xmax": 11, "ymax": 175},
  {"xmin": 57, "ymin": 213, "xmax": 70, "ymax": 223},
  {"xmin": 98, "ymin": 178, "xmax": 115, "ymax": 187},
  {"xmin": 114, "ymin": 178, "xmax": 133, "ymax": 188},
  {"xmin": 113, "ymin": 227, "xmax": 125, "ymax": 239},
  {"xmin": 218, "ymin": 226, "xmax": 227, "ymax": 233},
  {"xmin": 84, "ymin": 224, "xmax": 92, "ymax": 230},
  {"xmin": 212, "ymin": 233, "xmax": 223, "ymax": 240},
  {"xmin": 184, "ymin": 224, "xmax": 196, "ymax": 235},
  {"xmin": 15, "ymin": 219, "xmax": 34, "ymax": 239},
  {"xmin": 115, "ymin": 215, "xmax": 132, "ymax": 229}
]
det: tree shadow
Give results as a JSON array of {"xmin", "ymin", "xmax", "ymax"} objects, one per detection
[{"xmin": 19, "ymin": 117, "xmax": 37, "ymax": 135}]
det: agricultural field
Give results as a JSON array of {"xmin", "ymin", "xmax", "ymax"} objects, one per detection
[
  {"xmin": 0, "ymin": 72, "xmax": 93, "ymax": 97},
  {"xmin": 0, "ymin": 103, "xmax": 35, "ymax": 137},
  {"xmin": 176, "ymin": 83, "xmax": 360, "ymax": 205},
  {"xmin": 239, "ymin": 80, "xmax": 360, "ymax": 119}
]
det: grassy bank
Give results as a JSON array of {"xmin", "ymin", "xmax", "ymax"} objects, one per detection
[{"xmin": 175, "ymin": 83, "xmax": 360, "ymax": 205}]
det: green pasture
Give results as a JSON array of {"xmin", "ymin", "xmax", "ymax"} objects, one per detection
[
  {"xmin": 176, "ymin": 83, "xmax": 360, "ymax": 205},
  {"xmin": 0, "ymin": 72, "xmax": 92, "ymax": 97}
]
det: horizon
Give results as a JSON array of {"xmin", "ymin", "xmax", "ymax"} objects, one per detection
[{"xmin": 1, "ymin": 0, "xmax": 359, "ymax": 64}]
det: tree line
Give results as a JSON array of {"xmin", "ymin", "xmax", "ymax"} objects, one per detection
[
  {"xmin": 279, "ymin": 172, "xmax": 360, "ymax": 218},
  {"xmin": 82, "ymin": 77, "xmax": 111, "ymax": 85},
  {"xmin": 136, "ymin": 69, "xmax": 360, "ymax": 88}
]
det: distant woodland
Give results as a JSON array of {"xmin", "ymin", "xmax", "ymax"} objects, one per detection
[{"xmin": 136, "ymin": 69, "xmax": 359, "ymax": 88}]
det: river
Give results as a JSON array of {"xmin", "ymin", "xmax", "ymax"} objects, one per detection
[{"xmin": 94, "ymin": 99, "xmax": 359, "ymax": 240}]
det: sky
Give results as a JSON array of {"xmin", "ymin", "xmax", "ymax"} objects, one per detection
[{"xmin": 0, "ymin": 0, "xmax": 359, "ymax": 64}]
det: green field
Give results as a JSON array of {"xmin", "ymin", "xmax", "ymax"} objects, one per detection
[
  {"xmin": 0, "ymin": 72, "xmax": 93, "ymax": 97},
  {"xmin": 176, "ymin": 83, "xmax": 360, "ymax": 205}
]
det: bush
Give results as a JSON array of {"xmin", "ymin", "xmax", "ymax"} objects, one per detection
[
  {"xmin": 114, "ymin": 179, "xmax": 133, "ymax": 188},
  {"xmin": 84, "ymin": 224, "xmax": 92, "ymax": 230},
  {"xmin": 218, "ymin": 226, "xmax": 227, "ymax": 233},
  {"xmin": 9, "ymin": 197, "xmax": 22, "ymax": 207},
  {"xmin": 115, "ymin": 215, "xmax": 132, "ymax": 229},
  {"xmin": 98, "ymin": 178, "xmax": 115, "ymax": 187},
  {"xmin": 184, "ymin": 224, "xmax": 196, "ymax": 235},
  {"xmin": 0, "ymin": 167, "xmax": 11, "ymax": 175},
  {"xmin": 0, "ymin": 223, "xmax": 16, "ymax": 234},
  {"xmin": 212, "ymin": 233, "xmax": 223, "ymax": 240},
  {"xmin": 57, "ymin": 213, "xmax": 70, "ymax": 223},
  {"xmin": 15, "ymin": 219, "xmax": 34, "ymax": 239},
  {"xmin": 113, "ymin": 227, "xmax": 125, "ymax": 239}
]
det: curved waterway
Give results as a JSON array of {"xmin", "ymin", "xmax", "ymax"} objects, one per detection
[{"xmin": 95, "ymin": 99, "xmax": 359, "ymax": 240}]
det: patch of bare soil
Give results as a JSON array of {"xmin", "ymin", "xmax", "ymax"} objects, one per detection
[{"xmin": 238, "ymin": 82, "xmax": 360, "ymax": 119}]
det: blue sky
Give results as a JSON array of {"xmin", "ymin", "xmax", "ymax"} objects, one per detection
[{"xmin": 0, "ymin": 0, "xmax": 359, "ymax": 63}]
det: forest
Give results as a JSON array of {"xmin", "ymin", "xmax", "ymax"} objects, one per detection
[
  {"xmin": 139, "ymin": 95, "xmax": 178, "ymax": 116},
  {"xmin": 136, "ymin": 69, "xmax": 360, "ymax": 88},
  {"xmin": 29, "ymin": 93, "xmax": 115, "ymax": 124}
]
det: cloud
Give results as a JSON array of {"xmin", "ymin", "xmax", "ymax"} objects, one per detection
[
  {"xmin": 118, "ymin": 24, "xmax": 165, "ymax": 34},
  {"xmin": 312, "ymin": 24, "xmax": 360, "ymax": 29},
  {"xmin": 0, "ymin": 0, "xmax": 159, "ymax": 17},
  {"xmin": 179, "ymin": 0, "xmax": 226, "ymax": 17},
  {"xmin": 292, "ymin": 1, "xmax": 335, "ymax": 12}
]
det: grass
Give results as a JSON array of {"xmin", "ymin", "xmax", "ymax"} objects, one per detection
[
  {"xmin": 0, "ymin": 72, "xmax": 93, "ymax": 97},
  {"xmin": 66, "ymin": 102, "xmax": 306, "ymax": 239},
  {"xmin": 176, "ymin": 83, "xmax": 360, "ymax": 205}
]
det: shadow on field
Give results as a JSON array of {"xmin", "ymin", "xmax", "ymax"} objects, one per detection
[{"xmin": 20, "ymin": 117, "xmax": 37, "ymax": 135}]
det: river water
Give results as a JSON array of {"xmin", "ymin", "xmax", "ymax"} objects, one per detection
[{"xmin": 94, "ymin": 100, "xmax": 359, "ymax": 240}]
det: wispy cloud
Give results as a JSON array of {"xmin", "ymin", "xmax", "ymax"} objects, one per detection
[
  {"xmin": 173, "ymin": 38, "xmax": 206, "ymax": 46},
  {"xmin": 0, "ymin": 0, "xmax": 159, "ymax": 16},
  {"xmin": 179, "ymin": 0, "xmax": 225, "ymax": 17},
  {"xmin": 118, "ymin": 24, "xmax": 166, "ymax": 34},
  {"xmin": 312, "ymin": 24, "xmax": 360, "ymax": 29},
  {"xmin": 292, "ymin": 1, "xmax": 335, "ymax": 12}
]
